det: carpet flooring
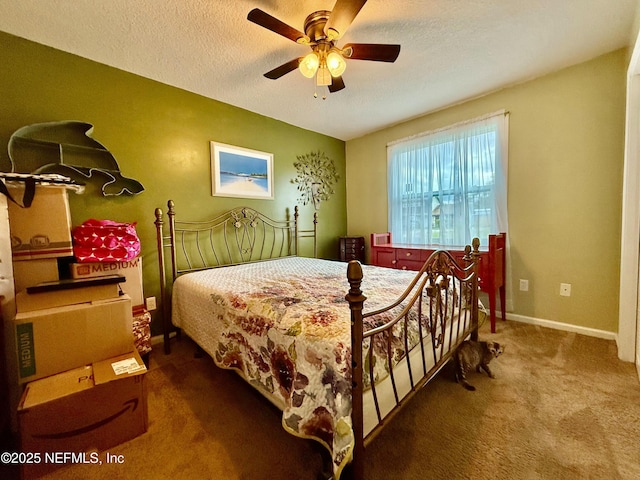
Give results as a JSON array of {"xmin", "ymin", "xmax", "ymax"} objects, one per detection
[{"xmin": 6, "ymin": 319, "xmax": 640, "ymax": 480}]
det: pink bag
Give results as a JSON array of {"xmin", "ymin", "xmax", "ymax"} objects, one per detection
[{"xmin": 72, "ymin": 219, "xmax": 140, "ymax": 262}]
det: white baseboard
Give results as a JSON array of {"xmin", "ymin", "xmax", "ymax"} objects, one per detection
[{"xmin": 503, "ymin": 313, "xmax": 617, "ymax": 341}]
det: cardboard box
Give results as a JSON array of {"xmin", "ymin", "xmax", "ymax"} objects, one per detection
[
  {"xmin": 7, "ymin": 185, "xmax": 73, "ymax": 260},
  {"xmin": 16, "ymin": 278, "xmax": 122, "ymax": 313},
  {"xmin": 12, "ymin": 295, "xmax": 133, "ymax": 383},
  {"xmin": 12, "ymin": 258, "xmax": 60, "ymax": 293},
  {"xmin": 18, "ymin": 350, "xmax": 147, "ymax": 479},
  {"xmin": 70, "ymin": 257, "xmax": 144, "ymax": 308}
]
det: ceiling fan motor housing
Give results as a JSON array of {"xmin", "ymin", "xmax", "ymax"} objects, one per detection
[{"xmin": 303, "ymin": 10, "xmax": 332, "ymax": 44}]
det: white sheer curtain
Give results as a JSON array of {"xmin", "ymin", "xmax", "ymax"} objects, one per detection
[{"xmin": 387, "ymin": 111, "xmax": 509, "ymax": 247}]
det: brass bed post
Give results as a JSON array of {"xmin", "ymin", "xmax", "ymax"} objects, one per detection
[
  {"xmin": 167, "ymin": 200, "xmax": 178, "ymax": 281},
  {"xmin": 166, "ymin": 200, "xmax": 180, "ymax": 351},
  {"xmin": 154, "ymin": 207, "xmax": 171, "ymax": 354},
  {"xmin": 294, "ymin": 205, "xmax": 299, "ymax": 256},
  {"xmin": 312, "ymin": 211, "xmax": 318, "ymax": 258},
  {"xmin": 346, "ymin": 260, "xmax": 367, "ymax": 480},
  {"xmin": 467, "ymin": 238, "xmax": 481, "ymax": 342}
]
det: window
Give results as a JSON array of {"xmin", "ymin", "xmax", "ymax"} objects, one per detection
[{"xmin": 387, "ymin": 111, "xmax": 509, "ymax": 247}]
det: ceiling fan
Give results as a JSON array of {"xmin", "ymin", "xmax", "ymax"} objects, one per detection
[{"xmin": 247, "ymin": 0, "xmax": 401, "ymax": 96}]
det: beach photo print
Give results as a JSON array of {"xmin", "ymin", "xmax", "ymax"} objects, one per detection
[{"xmin": 210, "ymin": 142, "xmax": 274, "ymax": 199}]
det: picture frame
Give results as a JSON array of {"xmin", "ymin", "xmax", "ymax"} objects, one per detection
[{"xmin": 210, "ymin": 142, "xmax": 274, "ymax": 199}]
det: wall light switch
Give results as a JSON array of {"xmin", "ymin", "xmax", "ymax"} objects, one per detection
[
  {"xmin": 146, "ymin": 296, "xmax": 157, "ymax": 310},
  {"xmin": 560, "ymin": 283, "xmax": 571, "ymax": 297},
  {"xmin": 519, "ymin": 279, "xmax": 529, "ymax": 291}
]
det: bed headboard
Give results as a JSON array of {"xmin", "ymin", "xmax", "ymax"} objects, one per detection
[{"xmin": 154, "ymin": 200, "xmax": 317, "ymax": 353}]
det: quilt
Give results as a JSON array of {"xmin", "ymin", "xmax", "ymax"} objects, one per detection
[{"xmin": 171, "ymin": 256, "xmax": 469, "ymax": 478}]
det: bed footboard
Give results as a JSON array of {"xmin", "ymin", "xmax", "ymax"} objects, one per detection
[{"xmin": 346, "ymin": 240, "xmax": 480, "ymax": 479}]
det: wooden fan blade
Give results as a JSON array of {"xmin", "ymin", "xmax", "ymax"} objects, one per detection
[
  {"xmin": 343, "ymin": 43, "xmax": 401, "ymax": 62},
  {"xmin": 248, "ymin": 8, "xmax": 309, "ymax": 44},
  {"xmin": 325, "ymin": 0, "xmax": 368, "ymax": 40},
  {"xmin": 329, "ymin": 76, "xmax": 346, "ymax": 93},
  {"xmin": 264, "ymin": 58, "xmax": 303, "ymax": 80}
]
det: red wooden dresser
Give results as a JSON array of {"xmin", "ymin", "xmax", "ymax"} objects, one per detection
[{"xmin": 370, "ymin": 232, "xmax": 506, "ymax": 333}]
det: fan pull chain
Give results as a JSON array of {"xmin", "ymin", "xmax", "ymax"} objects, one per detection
[{"xmin": 312, "ymin": 85, "xmax": 328, "ymax": 100}]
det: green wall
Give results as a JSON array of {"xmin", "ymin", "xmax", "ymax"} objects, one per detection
[
  {"xmin": 0, "ymin": 32, "xmax": 346, "ymax": 334},
  {"xmin": 346, "ymin": 49, "xmax": 627, "ymax": 334}
]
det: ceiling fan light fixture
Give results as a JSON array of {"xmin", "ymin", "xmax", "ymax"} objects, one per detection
[
  {"xmin": 326, "ymin": 49, "xmax": 347, "ymax": 77},
  {"xmin": 299, "ymin": 52, "xmax": 320, "ymax": 78}
]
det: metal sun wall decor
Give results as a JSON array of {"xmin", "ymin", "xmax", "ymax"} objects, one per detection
[{"xmin": 291, "ymin": 150, "xmax": 339, "ymax": 209}]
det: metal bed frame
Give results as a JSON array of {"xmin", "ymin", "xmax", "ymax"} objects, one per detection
[{"xmin": 153, "ymin": 201, "xmax": 480, "ymax": 480}]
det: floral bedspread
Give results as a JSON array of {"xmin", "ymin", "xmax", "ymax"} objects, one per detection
[{"xmin": 171, "ymin": 256, "xmax": 466, "ymax": 478}]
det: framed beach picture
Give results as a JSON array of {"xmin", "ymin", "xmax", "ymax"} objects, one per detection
[{"xmin": 210, "ymin": 142, "xmax": 274, "ymax": 199}]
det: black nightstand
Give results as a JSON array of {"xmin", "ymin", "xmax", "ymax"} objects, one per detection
[{"xmin": 339, "ymin": 236, "xmax": 365, "ymax": 262}]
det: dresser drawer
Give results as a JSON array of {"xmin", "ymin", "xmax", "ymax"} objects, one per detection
[
  {"xmin": 339, "ymin": 236, "xmax": 365, "ymax": 262},
  {"xmin": 396, "ymin": 248, "xmax": 425, "ymax": 260},
  {"xmin": 373, "ymin": 248, "xmax": 397, "ymax": 268},
  {"xmin": 396, "ymin": 258, "xmax": 424, "ymax": 271}
]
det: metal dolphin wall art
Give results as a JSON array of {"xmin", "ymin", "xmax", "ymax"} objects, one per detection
[{"xmin": 7, "ymin": 121, "xmax": 144, "ymax": 196}]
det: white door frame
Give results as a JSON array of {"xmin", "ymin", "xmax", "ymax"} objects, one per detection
[{"xmin": 619, "ymin": 32, "xmax": 640, "ymax": 376}]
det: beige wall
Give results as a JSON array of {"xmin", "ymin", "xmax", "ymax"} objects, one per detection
[{"xmin": 346, "ymin": 49, "xmax": 627, "ymax": 333}]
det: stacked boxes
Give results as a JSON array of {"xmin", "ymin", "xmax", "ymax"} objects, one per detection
[
  {"xmin": 4, "ymin": 184, "xmax": 149, "ymax": 475},
  {"xmin": 69, "ymin": 257, "xmax": 151, "ymax": 360}
]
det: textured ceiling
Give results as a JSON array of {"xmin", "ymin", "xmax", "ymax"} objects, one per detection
[{"xmin": 0, "ymin": 0, "xmax": 637, "ymax": 140}]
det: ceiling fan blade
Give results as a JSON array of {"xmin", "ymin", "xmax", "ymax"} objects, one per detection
[
  {"xmin": 329, "ymin": 76, "xmax": 346, "ymax": 93},
  {"xmin": 325, "ymin": 0, "xmax": 368, "ymax": 40},
  {"xmin": 343, "ymin": 43, "xmax": 401, "ymax": 62},
  {"xmin": 264, "ymin": 58, "xmax": 303, "ymax": 80},
  {"xmin": 248, "ymin": 8, "xmax": 309, "ymax": 44}
]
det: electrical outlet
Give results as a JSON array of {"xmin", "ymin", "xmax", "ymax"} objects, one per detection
[
  {"xmin": 146, "ymin": 296, "xmax": 157, "ymax": 311},
  {"xmin": 519, "ymin": 279, "xmax": 529, "ymax": 291},
  {"xmin": 560, "ymin": 283, "xmax": 571, "ymax": 297}
]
